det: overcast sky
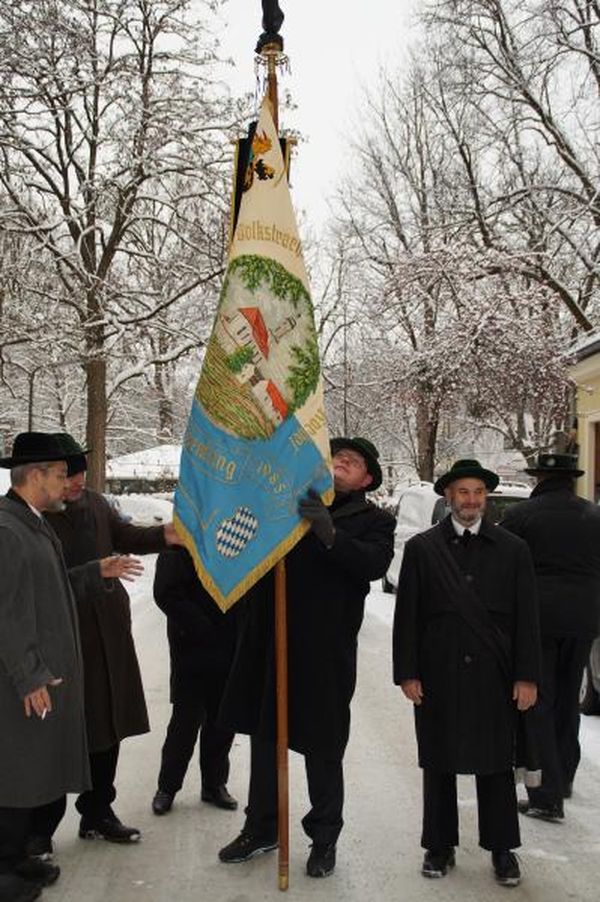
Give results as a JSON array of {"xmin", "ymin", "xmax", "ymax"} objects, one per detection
[{"xmin": 216, "ymin": 0, "xmax": 419, "ymax": 230}]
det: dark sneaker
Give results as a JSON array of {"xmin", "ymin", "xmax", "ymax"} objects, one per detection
[
  {"xmin": 152, "ymin": 790, "xmax": 174, "ymax": 815},
  {"xmin": 517, "ymin": 800, "xmax": 564, "ymax": 822},
  {"xmin": 218, "ymin": 830, "xmax": 278, "ymax": 863},
  {"xmin": 25, "ymin": 835, "xmax": 53, "ymax": 861},
  {"xmin": 79, "ymin": 812, "xmax": 141, "ymax": 843},
  {"xmin": 492, "ymin": 850, "xmax": 521, "ymax": 887},
  {"xmin": 306, "ymin": 843, "xmax": 336, "ymax": 878},
  {"xmin": 14, "ymin": 857, "xmax": 60, "ymax": 886},
  {"xmin": 422, "ymin": 848, "xmax": 455, "ymax": 878},
  {"xmin": 201, "ymin": 784, "xmax": 238, "ymax": 811}
]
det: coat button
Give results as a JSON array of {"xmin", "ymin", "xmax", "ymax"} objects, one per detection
[
  {"xmin": 464, "ymin": 655, "xmax": 472, "ymax": 664},
  {"xmin": 465, "ymin": 574, "xmax": 474, "ymax": 583}
]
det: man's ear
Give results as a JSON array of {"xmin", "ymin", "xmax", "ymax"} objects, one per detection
[{"xmin": 359, "ymin": 472, "xmax": 373, "ymax": 490}]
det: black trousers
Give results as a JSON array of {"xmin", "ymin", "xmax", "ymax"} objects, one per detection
[
  {"xmin": 157, "ymin": 699, "xmax": 234, "ymax": 795},
  {"xmin": 0, "ymin": 797, "xmax": 65, "ymax": 868},
  {"xmin": 75, "ymin": 744, "xmax": 120, "ymax": 820},
  {"xmin": 527, "ymin": 636, "xmax": 592, "ymax": 809},
  {"xmin": 244, "ymin": 737, "xmax": 344, "ymax": 846},
  {"xmin": 422, "ymin": 770, "xmax": 520, "ymax": 852}
]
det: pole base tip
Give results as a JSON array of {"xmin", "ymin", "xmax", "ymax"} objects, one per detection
[{"xmin": 278, "ymin": 873, "xmax": 289, "ymax": 891}]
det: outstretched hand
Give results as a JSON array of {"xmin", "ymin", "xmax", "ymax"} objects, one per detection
[
  {"xmin": 100, "ymin": 555, "xmax": 144, "ymax": 582},
  {"xmin": 298, "ymin": 488, "xmax": 335, "ymax": 548}
]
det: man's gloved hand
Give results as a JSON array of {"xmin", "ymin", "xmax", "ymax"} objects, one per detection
[{"xmin": 298, "ymin": 488, "xmax": 335, "ymax": 548}]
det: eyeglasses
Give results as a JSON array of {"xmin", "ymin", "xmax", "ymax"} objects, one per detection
[{"xmin": 333, "ymin": 450, "xmax": 367, "ymax": 470}]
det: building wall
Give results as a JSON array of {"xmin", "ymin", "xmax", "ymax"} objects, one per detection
[{"xmin": 571, "ymin": 353, "xmax": 600, "ymax": 500}]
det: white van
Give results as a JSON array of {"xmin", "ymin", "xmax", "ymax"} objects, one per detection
[{"xmin": 383, "ymin": 480, "xmax": 531, "ymax": 592}]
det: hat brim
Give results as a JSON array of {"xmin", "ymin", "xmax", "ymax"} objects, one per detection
[
  {"xmin": 330, "ymin": 438, "xmax": 382, "ymax": 491},
  {"xmin": 524, "ymin": 467, "xmax": 584, "ymax": 477},
  {"xmin": 434, "ymin": 468, "xmax": 499, "ymax": 496},
  {"xmin": 0, "ymin": 453, "xmax": 70, "ymax": 469}
]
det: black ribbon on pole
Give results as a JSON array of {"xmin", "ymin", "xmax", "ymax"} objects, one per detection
[{"xmin": 257, "ymin": 0, "xmax": 284, "ymax": 52}]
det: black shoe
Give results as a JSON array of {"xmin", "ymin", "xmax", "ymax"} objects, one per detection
[
  {"xmin": 492, "ymin": 850, "xmax": 521, "ymax": 887},
  {"xmin": 201, "ymin": 785, "xmax": 238, "ymax": 811},
  {"xmin": 218, "ymin": 830, "xmax": 278, "ymax": 863},
  {"xmin": 306, "ymin": 843, "xmax": 336, "ymax": 878},
  {"xmin": 421, "ymin": 848, "xmax": 456, "ymax": 878},
  {"xmin": 79, "ymin": 812, "xmax": 141, "ymax": 843},
  {"xmin": 517, "ymin": 800, "xmax": 564, "ymax": 822},
  {"xmin": 24, "ymin": 835, "xmax": 53, "ymax": 861},
  {"xmin": 14, "ymin": 857, "xmax": 60, "ymax": 886},
  {"xmin": 152, "ymin": 790, "xmax": 174, "ymax": 815},
  {"xmin": 0, "ymin": 874, "xmax": 42, "ymax": 902}
]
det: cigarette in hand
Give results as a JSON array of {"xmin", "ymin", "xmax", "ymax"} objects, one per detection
[{"xmin": 41, "ymin": 708, "xmax": 48, "ymax": 720}]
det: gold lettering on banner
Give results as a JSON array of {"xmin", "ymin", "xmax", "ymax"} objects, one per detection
[
  {"xmin": 289, "ymin": 410, "xmax": 327, "ymax": 452},
  {"xmin": 184, "ymin": 434, "xmax": 237, "ymax": 482},
  {"xmin": 235, "ymin": 220, "xmax": 303, "ymax": 258}
]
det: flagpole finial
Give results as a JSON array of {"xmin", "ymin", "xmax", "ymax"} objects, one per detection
[{"xmin": 256, "ymin": 0, "xmax": 284, "ymax": 53}]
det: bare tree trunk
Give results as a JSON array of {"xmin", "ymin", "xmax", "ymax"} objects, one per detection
[
  {"xmin": 86, "ymin": 356, "xmax": 107, "ymax": 491},
  {"xmin": 416, "ymin": 395, "xmax": 438, "ymax": 481}
]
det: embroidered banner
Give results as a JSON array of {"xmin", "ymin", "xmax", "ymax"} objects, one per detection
[{"xmin": 174, "ymin": 99, "xmax": 333, "ymax": 610}]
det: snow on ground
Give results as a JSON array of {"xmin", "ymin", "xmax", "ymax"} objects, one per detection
[{"xmin": 113, "ymin": 492, "xmax": 174, "ymax": 526}]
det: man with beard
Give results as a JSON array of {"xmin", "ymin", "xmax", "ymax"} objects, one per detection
[
  {"xmin": 502, "ymin": 453, "xmax": 600, "ymax": 821},
  {"xmin": 393, "ymin": 459, "xmax": 541, "ymax": 888},
  {"xmin": 31, "ymin": 434, "xmax": 182, "ymax": 856},
  {"xmin": 0, "ymin": 433, "xmax": 90, "ymax": 902},
  {"xmin": 217, "ymin": 437, "xmax": 395, "ymax": 879}
]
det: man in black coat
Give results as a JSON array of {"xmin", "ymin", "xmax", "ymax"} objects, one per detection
[
  {"xmin": 394, "ymin": 460, "xmax": 541, "ymax": 888},
  {"xmin": 217, "ymin": 437, "xmax": 395, "ymax": 879},
  {"xmin": 151, "ymin": 547, "xmax": 238, "ymax": 815},
  {"xmin": 502, "ymin": 453, "xmax": 600, "ymax": 821}
]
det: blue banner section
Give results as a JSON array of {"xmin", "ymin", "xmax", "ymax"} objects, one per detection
[{"xmin": 175, "ymin": 399, "xmax": 332, "ymax": 600}]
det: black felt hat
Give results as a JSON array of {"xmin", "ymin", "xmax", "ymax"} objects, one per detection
[
  {"xmin": 53, "ymin": 433, "xmax": 90, "ymax": 476},
  {"xmin": 524, "ymin": 453, "xmax": 584, "ymax": 478},
  {"xmin": 0, "ymin": 432, "xmax": 71, "ymax": 469},
  {"xmin": 330, "ymin": 436, "xmax": 383, "ymax": 491},
  {"xmin": 434, "ymin": 459, "xmax": 499, "ymax": 495}
]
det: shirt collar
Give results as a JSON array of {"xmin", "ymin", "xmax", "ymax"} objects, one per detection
[{"xmin": 451, "ymin": 516, "xmax": 482, "ymax": 536}]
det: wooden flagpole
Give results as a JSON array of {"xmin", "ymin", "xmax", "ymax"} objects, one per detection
[{"xmin": 260, "ymin": 35, "xmax": 289, "ymax": 893}]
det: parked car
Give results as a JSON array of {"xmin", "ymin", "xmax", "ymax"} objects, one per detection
[
  {"xmin": 382, "ymin": 480, "xmax": 531, "ymax": 593},
  {"xmin": 580, "ymin": 637, "xmax": 600, "ymax": 714}
]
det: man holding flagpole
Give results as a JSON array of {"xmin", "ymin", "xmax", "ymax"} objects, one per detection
[
  {"xmin": 173, "ymin": 82, "xmax": 394, "ymax": 882},
  {"xmin": 217, "ymin": 437, "xmax": 394, "ymax": 877}
]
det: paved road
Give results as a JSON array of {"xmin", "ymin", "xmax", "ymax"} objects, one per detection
[{"xmin": 43, "ymin": 567, "xmax": 600, "ymax": 902}]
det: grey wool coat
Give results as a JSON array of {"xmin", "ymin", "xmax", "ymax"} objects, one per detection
[
  {"xmin": 0, "ymin": 494, "xmax": 90, "ymax": 808},
  {"xmin": 46, "ymin": 490, "xmax": 166, "ymax": 752}
]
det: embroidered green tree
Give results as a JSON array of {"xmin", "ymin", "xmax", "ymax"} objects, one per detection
[
  {"xmin": 226, "ymin": 346, "xmax": 254, "ymax": 373},
  {"xmin": 287, "ymin": 338, "xmax": 320, "ymax": 409}
]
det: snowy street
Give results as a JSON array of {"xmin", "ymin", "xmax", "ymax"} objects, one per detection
[{"xmin": 37, "ymin": 550, "xmax": 600, "ymax": 902}]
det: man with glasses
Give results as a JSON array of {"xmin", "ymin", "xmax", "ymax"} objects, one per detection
[{"xmin": 218, "ymin": 437, "xmax": 395, "ymax": 879}]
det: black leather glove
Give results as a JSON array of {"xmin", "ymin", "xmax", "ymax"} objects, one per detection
[{"xmin": 298, "ymin": 488, "xmax": 335, "ymax": 548}]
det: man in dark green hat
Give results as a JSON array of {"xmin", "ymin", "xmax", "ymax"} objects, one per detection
[
  {"xmin": 503, "ymin": 453, "xmax": 600, "ymax": 821},
  {"xmin": 394, "ymin": 459, "xmax": 541, "ymax": 888},
  {"xmin": 218, "ymin": 436, "xmax": 394, "ymax": 878}
]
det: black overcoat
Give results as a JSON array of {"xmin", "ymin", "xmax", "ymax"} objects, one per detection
[
  {"xmin": 219, "ymin": 492, "xmax": 395, "ymax": 761},
  {"xmin": 46, "ymin": 490, "xmax": 166, "ymax": 752},
  {"xmin": 153, "ymin": 547, "xmax": 237, "ymax": 705},
  {"xmin": 0, "ymin": 495, "xmax": 90, "ymax": 806},
  {"xmin": 502, "ymin": 479, "xmax": 600, "ymax": 639},
  {"xmin": 393, "ymin": 516, "xmax": 541, "ymax": 775}
]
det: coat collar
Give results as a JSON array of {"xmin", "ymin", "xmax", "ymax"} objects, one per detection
[
  {"xmin": 330, "ymin": 490, "xmax": 372, "ymax": 521},
  {"xmin": 0, "ymin": 491, "xmax": 46, "ymax": 532},
  {"xmin": 439, "ymin": 512, "xmax": 498, "ymax": 543}
]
